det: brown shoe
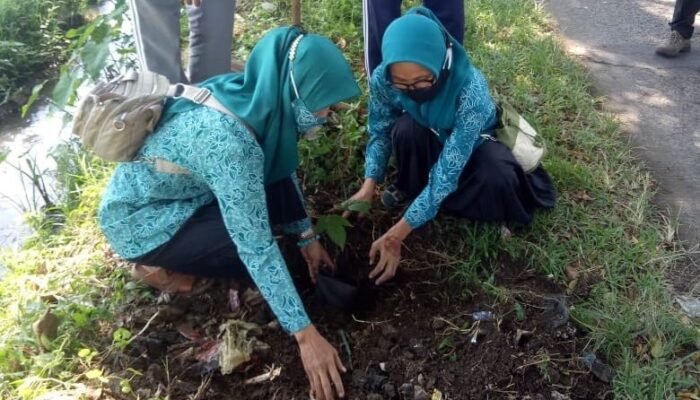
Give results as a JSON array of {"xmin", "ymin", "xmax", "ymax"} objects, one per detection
[{"xmin": 656, "ymin": 31, "xmax": 691, "ymax": 57}]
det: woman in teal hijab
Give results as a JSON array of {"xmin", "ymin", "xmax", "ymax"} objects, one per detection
[
  {"xmin": 99, "ymin": 27, "xmax": 359, "ymax": 400},
  {"xmin": 345, "ymin": 8, "xmax": 556, "ymax": 284}
]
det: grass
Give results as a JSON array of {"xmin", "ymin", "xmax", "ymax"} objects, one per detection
[{"xmin": 0, "ymin": 0, "xmax": 698, "ymax": 398}]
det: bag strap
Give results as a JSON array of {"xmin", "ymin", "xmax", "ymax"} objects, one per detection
[{"xmin": 168, "ymin": 83, "xmax": 257, "ymax": 138}]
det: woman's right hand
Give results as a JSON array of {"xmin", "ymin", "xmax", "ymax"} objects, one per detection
[
  {"xmin": 342, "ymin": 179, "xmax": 377, "ymax": 219},
  {"xmin": 295, "ymin": 325, "xmax": 346, "ymax": 399}
]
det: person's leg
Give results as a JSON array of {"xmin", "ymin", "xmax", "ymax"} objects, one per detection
[
  {"xmin": 391, "ymin": 113, "xmax": 443, "ymax": 199},
  {"xmin": 441, "ymin": 141, "xmax": 556, "ymax": 224},
  {"xmin": 131, "ymin": 176, "xmax": 307, "ymax": 280},
  {"xmin": 669, "ymin": 0, "xmax": 700, "ymax": 38},
  {"xmin": 423, "ymin": 0, "xmax": 465, "ymax": 44},
  {"xmin": 128, "ymin": 0, "xmax": 187, "ymax": 83},
  {"xmin": 363, "ymin": 0, "xmax": 402, "ymax": 78},
  {"xmin": 186, "ymin": 0, "xmax": 236, "ymax": 83},
  {"xmin": 390, "ymin": 116, "xmax": 555, "ymax": 224}
]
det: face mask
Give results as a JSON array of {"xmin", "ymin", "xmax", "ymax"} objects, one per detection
[
  {"xmin": 400, "ymin": 67, "xmax": 450, "ymax": 103},
  {"xmin": 399, "ymin": 42, "xmax": 453, "ymax": 104},
  {"xmin": 292, "ymin": 97, "xmax": 327, "ymax": 140},
  {"xmin": 288, "ymin": 34, "xmax": 326, "ymax": 141}
]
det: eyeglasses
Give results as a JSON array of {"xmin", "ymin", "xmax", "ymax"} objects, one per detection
[{"xmin": 391, "ymin": 77, "xmax": 435, "ymax": 91}]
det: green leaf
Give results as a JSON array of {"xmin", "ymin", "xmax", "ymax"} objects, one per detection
[
  {"xmin": 315, "ymin": 215, "xmax": 352, "ymax": 249},
  {"xmin": 90, "ymin": 23, "xmax": 111, "ymax": 44},
  {"xmin": 514, "ymin": 302, "xmax": 526, "ymax": 321},
  {"xmin": 81, "ymin": 38, "xmax": 110, "ymax": 80},
  {"xmin": 326, "ymin": 222, "xmax": 347, "ymax": 249},
  {"xmin": 52, "ymin": 68, "xmax": 76, "ymax": 108},
  {"xmin": 345, "ymin": 200, "xmax": 371, "ymax": 214},
  {"xmin": 78, "ymin": 348, "xmax": 91, "ymax": 358},
  {"xmin": 112, "ymin": 327, "xmax": 132, "ymax": 349},
  {"xmin": 65, "ymin": 28, "xmax": 80, "ymax": 39},
  {"xmin": 85, "ymin": 369, "xmax": 103, "ymax": 379},
  {"xmin": 21, "ymin": 81, "xmax": 46, "ymax": 118}
]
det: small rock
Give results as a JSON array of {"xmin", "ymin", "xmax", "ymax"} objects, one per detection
[
  {"xmin": 414, "ymin": 385, "xmax": 429, "ymax": 400},
  {"xmin": 431, "ymin": 318, "xmax": 446, "ymax": 330},
  {"xmin": 551, "ymin": 390, "xmax": 570, "ymax": 400},
  {"xmin": 366, "ymin": 394, "xmax": 383, "ymax": 400},
  {"xmin": 260, "ymin": 2, "xmax": 276, "ymax": 12},
  {"xmin": 380, "ymin": 324, "xmax": 399, "ymax": 339},
  {"xmin": 399, "ymin": 383, "xmax": 414, "ymax": 398},
  {"xmin": 417, "ymin": 373, "xmax": 425, "ymax": 386},
  {"xmin": 382, "ymin": 383, "xmax": 396, "ymax": 398},
  {"xmin": 379, "ymin": 362, "xmax": 387, "ymax": 372},
  {"xmin": 426, "ymin": 376, "xmax": 436, "ymax": 390}
]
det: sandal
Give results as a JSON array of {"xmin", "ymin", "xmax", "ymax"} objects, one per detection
[{"xmin": 131, "ymin": 265, "xmax": 214, "ymax": 296}]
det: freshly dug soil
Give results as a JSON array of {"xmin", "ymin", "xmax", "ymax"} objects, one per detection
[{"xmin": 110, "ymin": 219, "xmax": 612, "ymax": 400}]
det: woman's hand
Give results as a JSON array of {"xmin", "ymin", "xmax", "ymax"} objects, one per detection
[
  {"xmin": 369, "ymin": 218, "xmax": 413, "ymax": 285},
  {"xmin": 342, "ymin": 179, "xmax": 377, "ymax": 219},
  {"xmin": 295, "ymin": 325, "xmax": 346, "ymax": 400},
  {"xmin": 300, "ymin": 240, "xmax": 335, "ymax": 284}
]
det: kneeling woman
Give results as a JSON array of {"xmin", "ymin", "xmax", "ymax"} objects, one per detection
[
  {"xmin": 346, "ymin": 8, "xmax": 556, "ymax": 285},
  {"xmin": 99, "ymin": 27, "xmax": 360, "ymax": 400}
]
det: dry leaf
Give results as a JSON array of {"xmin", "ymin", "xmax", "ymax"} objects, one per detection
[
  {"xmin": 33, "ymin": 310, "xmax": 59, "ymax": 350},
  {"xmin": 565, "ymin": 265, "xmax": 580, "ymax": 281}
]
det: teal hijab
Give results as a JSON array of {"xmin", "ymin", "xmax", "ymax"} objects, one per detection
[
  {"xmin": 164, "ymin": 26, "xmax": 361, "ymax": 184},
  {"xmin": 380, "ymin": 7, "xmax": 473, "ymax": 130}
]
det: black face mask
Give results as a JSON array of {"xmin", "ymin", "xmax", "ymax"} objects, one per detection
[{"xmin": 400, "ymin": 66, "xmax": 450, "ymax": 103}]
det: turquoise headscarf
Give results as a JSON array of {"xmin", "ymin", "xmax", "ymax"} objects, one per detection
[
  {"xmin": 164, "ymin": 27, "xmax": 361, "ymax": 184},
  {"xmin": 380, "ymin": 7, "xmax": 473, "ymax": 130}
]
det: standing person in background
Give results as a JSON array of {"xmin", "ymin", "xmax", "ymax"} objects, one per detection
[
  {"xmin": 128, "ymin": 0, "xmax": 236, "ymax": 83},
  {"xmin": 362, "ymin": 0, "xmax": 465, "ymax": 77},
  {"xmin": 656, "ymin": 0, "xmax": 700, "ymax": 57}
]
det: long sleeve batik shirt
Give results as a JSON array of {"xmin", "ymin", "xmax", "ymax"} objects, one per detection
[
  {"xmin": 99, "ymin": 107, "xmax": 311, "ymax": 333},
  {"xmin": 364, "ymin": 64, "xmax": 498, "ymax": 228}
]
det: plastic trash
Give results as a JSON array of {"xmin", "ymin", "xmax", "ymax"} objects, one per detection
[
  {"xmin": 582, "ymin": 352, "xmax": 614, "ymax": 383},
  {"xmin": 676, "ymin": 296, "xmax": 700, "ymax": 318},
  {"xmin": 472, "ymin": 311, "xmax": 494, "ymax": 321},
  {"xmin": 314, "ymin": 270, "xmax": 376, "ymax": 313}
]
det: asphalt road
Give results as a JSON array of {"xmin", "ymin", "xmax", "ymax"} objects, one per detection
[{"xmin": 545, "ymin": 0, "xmax": 700, "ymax": 248}]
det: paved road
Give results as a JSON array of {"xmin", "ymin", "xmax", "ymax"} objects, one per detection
[{"xmin": 545, "ymin": 0, "xmax": 700, "ymax": 248}]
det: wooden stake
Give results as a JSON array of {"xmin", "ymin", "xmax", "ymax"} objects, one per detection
[{"xmin": 292, "ymin": 0, "xmax": 301, "ymax": 26}]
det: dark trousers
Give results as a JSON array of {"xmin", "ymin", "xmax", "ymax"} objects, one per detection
[
  {"xmin": 130, "ymin": 177, "xmax": 306, "ymax": 278},
  {"xmin": 392, "ymin": 114, "xmax": 556, "ymax": 224},
  {"xmin": 363, "ymin": 0, "xmax": 465, "ymax": 76},
  {"xmin": 670, "ymin": 0, "xmax": 700, "ymax": 38}
]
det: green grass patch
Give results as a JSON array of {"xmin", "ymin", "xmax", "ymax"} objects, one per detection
[{"xmin": 0, "ymin": 0, "xmax": 697, "ymax": 398}]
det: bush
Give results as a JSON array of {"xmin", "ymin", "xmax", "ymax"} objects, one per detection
[{"xmin": 0, "ymin": 0, "xmax": 86, "ymax": 106}]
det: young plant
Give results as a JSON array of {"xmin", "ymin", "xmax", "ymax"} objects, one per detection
[{"xmin": 314, "ymin": 200, "xmax": 370, "ymax": 249}]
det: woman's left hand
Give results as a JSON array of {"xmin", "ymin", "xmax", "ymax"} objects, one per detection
[
  {"xmin": 369, "ymin": 218, "xmax": 413, "ymax": 285},
  {"xmin": 301, "ymin": 241, "xmax": 336, "ymax": 284}
]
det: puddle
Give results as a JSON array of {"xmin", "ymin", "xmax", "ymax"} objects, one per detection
[{"xmin": 0, "ymin": 103, "xmax": 69, "ymax": 248}]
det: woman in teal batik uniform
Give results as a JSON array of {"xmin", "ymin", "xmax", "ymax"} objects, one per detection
[{"xmin": 99, "ymin": 27, "xmax": 360, "ymax": 400}]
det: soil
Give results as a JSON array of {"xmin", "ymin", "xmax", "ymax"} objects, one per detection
[{"xmin": 107, "ymin": 217, "xmax": 613, "ymax": 400}]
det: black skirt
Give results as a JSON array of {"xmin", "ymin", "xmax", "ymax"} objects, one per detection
[
  {"xmin": 129, "ymin": 177, "xmax": 307, "ymax": 278},
  {"xmin": 391, "ymin": 114, "xmax": 556, "ymax": 225}
]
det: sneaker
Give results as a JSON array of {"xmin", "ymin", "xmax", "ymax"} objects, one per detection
[
  {"xmin": 381, "ymin": 184, "xmax": 409, "ymax": 209},
  {"xmin": 656, "ymin": 31, "xmax": 691, "ymax": 57}
]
